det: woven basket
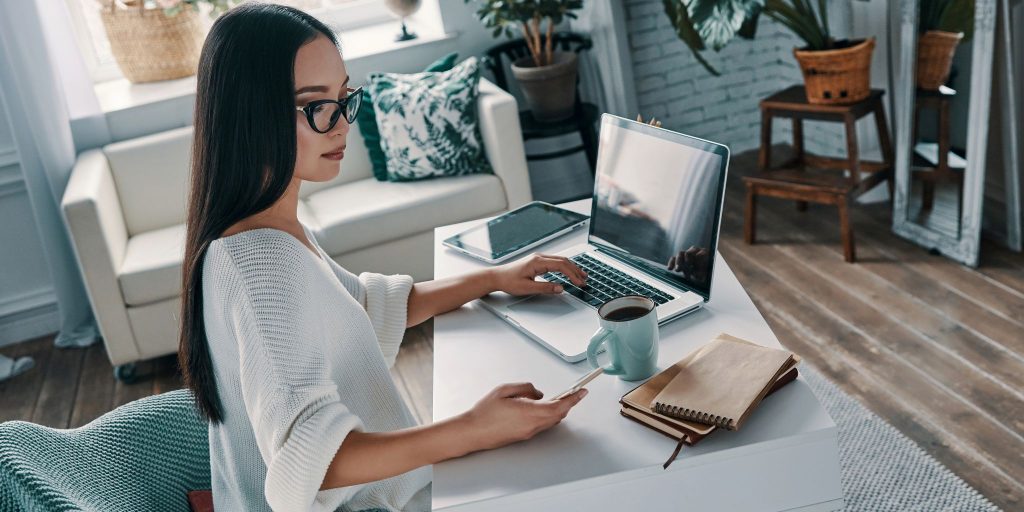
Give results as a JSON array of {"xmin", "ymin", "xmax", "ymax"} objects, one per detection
[
  {"xmin": 916, "ymin": 30, "xmax": 963, "ymax": 90},
  {"xmin": 793, "ymin": 38, "xmax": 875, "ymax": 105},
  {"xmin": 100, "ymin": 0, "xmax": 203, "ymax": 83}
]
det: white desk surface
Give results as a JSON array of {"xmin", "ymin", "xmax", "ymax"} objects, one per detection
[{"xmin": 431, "ymin": 200, "xmax": 842, "ymax": 511}]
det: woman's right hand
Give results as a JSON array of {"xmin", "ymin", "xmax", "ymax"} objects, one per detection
[{"xmin": 460, "ymin": 382, "xmax": 588, "ymax": 452}]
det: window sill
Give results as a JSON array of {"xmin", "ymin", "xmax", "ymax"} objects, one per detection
[{"xmin": 91, "ymin": 20, "xmax": 458, "ymax": 116}]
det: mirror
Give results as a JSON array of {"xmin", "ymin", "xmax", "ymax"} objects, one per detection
[{"xmin": 892, "ymin": 0, "xmax": 996, "ymax": 266}]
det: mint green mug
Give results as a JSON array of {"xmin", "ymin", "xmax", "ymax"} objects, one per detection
[{"xmin": 586, "ymin": 296, "xmax": 659, "ymax": 381}]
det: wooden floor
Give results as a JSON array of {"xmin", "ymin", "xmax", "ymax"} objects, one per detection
[{"xmin": 1, "ymin": 148, "xmax": 1021, "ymax": 510}]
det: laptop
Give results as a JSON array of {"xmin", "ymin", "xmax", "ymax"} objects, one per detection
[{"xmin": 478, "ymin": 114, "xmax": 730, "ymax": 362}]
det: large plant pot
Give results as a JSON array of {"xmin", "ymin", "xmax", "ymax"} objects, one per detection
[
  {"xmin": 793, "ymin": 38, "xmax": 875, "ymax": 105},
  {"xmin": 100, "ymin": 1, "xmax": 203, "ymax": 83},
  {"xmin": 511, "ymin": 51, "xmax": 578, "ymax": 121},
  {"xmin": 916, "ymin": 30, "xmax": 963, "ymax": 90}
]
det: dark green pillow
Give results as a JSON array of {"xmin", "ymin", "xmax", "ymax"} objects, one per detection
[{"xmin": 357, "ymin": 52, "xmax": 459, "ymax": 181}]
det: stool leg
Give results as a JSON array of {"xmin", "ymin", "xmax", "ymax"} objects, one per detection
[
  {"xmin": 745, "ymin": 184, "xmax": 757, "ymax": 244},
  {"xmin": 873, "ymin": 103, "xmax": 895, "ymax": 203},
  {"xmin": 844, "ymin": 113, "xmax": 861, "ymax": 188},
  {"xmin": 759, "ymin": 110, "xmax": 772, "ymax": 171},
  {"xmin": 838, "ymin": 197, "xmax": 855, "ymax": 263},
  {"xmin": 923, "ymin": 181, "xmax": 936, "ymax": 210},
  {"xmin": 793, "ymin": 118, "xmax": 805, "ymax": 162},
  {"xmin": 793, "ymin": 117, "xmax": 807, "ymax": 211}
]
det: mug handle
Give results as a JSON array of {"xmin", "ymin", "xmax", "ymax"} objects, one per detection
[{"xmin": 587, "ymin": 328, "xmax": 624, "ymax": 376}]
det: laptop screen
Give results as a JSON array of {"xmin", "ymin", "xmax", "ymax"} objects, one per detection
[{"xmin": 588, "ymin": 115, "xmax": 729, "ymax": 299}]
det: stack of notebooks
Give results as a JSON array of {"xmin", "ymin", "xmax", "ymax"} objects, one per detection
[{"xmin": 619, "ymin": 333, "xmax": 801, "ymax": 468}]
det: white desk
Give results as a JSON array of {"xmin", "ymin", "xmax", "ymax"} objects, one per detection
[{"xmin": 431, "ymin": 200, "xmax": 843, "ymax": 512}]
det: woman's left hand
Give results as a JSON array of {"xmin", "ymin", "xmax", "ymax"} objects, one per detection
[{"xmin": 489, "ymin": 253, "xmax": 587, "ymax": 296}]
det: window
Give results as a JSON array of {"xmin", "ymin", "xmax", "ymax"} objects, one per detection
[{"xmin": 66, "ymin": 0, "xmax": 390, "ymax": 84}]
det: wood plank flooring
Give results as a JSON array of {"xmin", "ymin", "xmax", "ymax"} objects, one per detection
[{"xmin": 1, "ymin": 148, "xmax": 1021, "ymax": 510}]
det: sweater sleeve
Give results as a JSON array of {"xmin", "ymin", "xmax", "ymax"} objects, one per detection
[
  {"xmin": 226, "ymin": 242, "xmax": 367, "ymax": 512},
  {"xmin": 323, "ymin": 258, "xmax": 413, "ymax": 369}
]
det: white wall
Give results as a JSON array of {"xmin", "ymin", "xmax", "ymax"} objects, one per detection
[{"xmin": 624, "ymin": 0, "xmax": 891, "ymax": 160}]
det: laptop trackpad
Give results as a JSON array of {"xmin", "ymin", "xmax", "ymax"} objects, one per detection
[{"xmin": 507, "ymin": 294, "xmax": 579, "ymax": 319}]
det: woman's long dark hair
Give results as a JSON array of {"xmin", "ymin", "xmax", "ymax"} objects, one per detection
[{"xmin": 180, "ymin": 3, "xmax": 338, "ymax": 423}]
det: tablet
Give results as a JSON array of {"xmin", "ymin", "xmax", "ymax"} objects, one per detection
[{"xmin": 443, "ymin": 201, "xmax": 589, "ymax": 264}]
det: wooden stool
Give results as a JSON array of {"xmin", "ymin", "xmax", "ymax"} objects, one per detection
[{"xmin": 744, "ymin": 86, "xmax": 894, "ymax": 263}]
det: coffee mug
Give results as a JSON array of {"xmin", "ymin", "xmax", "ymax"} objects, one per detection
[{"xmin": 586, "ymin": 295, "xmax": 659, "ymax": 381}]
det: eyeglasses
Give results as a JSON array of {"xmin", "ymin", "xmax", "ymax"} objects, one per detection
[{"xmin": 295, "ymin": 86, "xmax": 363, "ymax": 133}]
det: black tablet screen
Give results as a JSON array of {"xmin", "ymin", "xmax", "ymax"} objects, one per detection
[{"xmin": 445, "ymin": 203, "xmax": 588, "ymax": 260}]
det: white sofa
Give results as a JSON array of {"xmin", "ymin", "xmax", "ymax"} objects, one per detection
[{"xmin": 62, "ymin": 79, "xmax": 530, "ymax": 372}]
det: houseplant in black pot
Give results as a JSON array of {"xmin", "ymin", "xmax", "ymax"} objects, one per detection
[
  {"xmin": 465, "ymin": 0, "xmax": 584, "ymax": 120},
  {"xmin": 662, "ymin": 0, "xmax": 875, "ymax": 105},
  {"xmin": 917, "ymin": 0, "xmax": 974, "ymax": 90}
]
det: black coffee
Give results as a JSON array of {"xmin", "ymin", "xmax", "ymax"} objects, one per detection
[{"xmin": 603, "ymin": 306, "xmax": 652, "ymax": 322}]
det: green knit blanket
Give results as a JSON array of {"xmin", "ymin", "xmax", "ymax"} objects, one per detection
[
  {"xmin": 0, "ymin": 390, "xmax": 397, "ymax": 511},
  {"xmin": 0, "ymin": 390, "xmax": 210, "ymax": 511}
]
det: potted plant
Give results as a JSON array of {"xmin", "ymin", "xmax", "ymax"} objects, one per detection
[
  {"xmin": 98, "ymin": 0, "xmax": 233, "ymax": 84},
  {"xmin": 465, "ymin": 0, "xmax": 584, "ymax": 121},
  {"xmin": 662, "ymin": 0, "xmax": 875, "ymax": 105},
  {"xmin": 917, "ymin": 0, "xmax": 974, "ymax": 90}
]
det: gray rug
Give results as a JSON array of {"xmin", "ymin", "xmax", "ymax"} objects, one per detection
[{"xmin": 801, "ymin": 364, "xmax": 1000, "ymax": 511}]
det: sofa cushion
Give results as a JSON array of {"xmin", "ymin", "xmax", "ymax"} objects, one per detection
[
  {"xmin": 119, "ymin": 224, "xmax": 185, "ymax": 307},
  {"xmin": 118, "ymin": 202, "xmax": 320, "ymax": 307},
  {"xmin": 104, "ymin": 127, "xmax": 191, "ymax": 237},
  {"xmin": 304, "ymin": 174, "xmax": 507, "ymax": 256}
]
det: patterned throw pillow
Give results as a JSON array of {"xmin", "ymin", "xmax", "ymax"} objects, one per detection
[
  {"xmin": 367, "ymin": 57, "xmax": 493, "ymax": 182},
  {"xmin": 356, "ymin": 52, "xmax": 459, "ymax": 182}
]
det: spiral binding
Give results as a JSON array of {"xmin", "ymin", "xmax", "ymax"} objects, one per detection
[{"xmin": 653, "ymin": 403, "xmax": 734, "ymax": 429}]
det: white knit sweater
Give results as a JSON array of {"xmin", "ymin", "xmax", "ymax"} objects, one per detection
[{"xmin": 202, "ymin": 224, "xmax": 431, "ymax": 511}]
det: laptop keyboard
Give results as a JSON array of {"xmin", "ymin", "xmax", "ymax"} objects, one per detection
[{"xmin": 541, "ymin": 254, "xmax": 675, "ymax": 308}]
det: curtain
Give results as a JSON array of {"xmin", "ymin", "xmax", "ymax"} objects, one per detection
[
  {"xmin": 0, "ymin": 0, "xmax": 100, "ymax": 381},
  {"xmin": 569, "ymin": 1, "xmax": 639, "ymax": 118}
]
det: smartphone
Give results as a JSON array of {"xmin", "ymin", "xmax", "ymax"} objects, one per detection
[{"xmin": 552, "ymin": 367, "xmax": 604, "ymax": 400}]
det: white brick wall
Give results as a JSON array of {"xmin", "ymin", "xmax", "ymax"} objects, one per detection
[{"xmin": 626, "ymin": 0, "xmax": 849, "ymax": 158}]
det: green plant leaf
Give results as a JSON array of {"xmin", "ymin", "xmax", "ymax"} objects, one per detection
[
  {"xmin": 662, "ymin": 0, "xmax": 724, "ymax": 75},
  {"xmin": 937, "ymin": 0, "xmax": 974, "ymax": 41},
  {"xmin": 737, "ymin": 3, "xmax": 762, "ymax": 39},
  {"xmin": 687, "ymin": 0, "xmax": 761, "ymax": 51}
]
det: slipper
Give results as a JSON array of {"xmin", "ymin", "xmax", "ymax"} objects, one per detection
[{"xmin": 0, "ymin": 355, "xmax": 35, "ymax": 382}]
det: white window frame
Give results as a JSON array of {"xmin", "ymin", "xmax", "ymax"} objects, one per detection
[{"xmin": 65, "ymin": 0, "xmax": 394, "ymax": 84}]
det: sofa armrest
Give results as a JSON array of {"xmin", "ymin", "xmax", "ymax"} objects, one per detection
[
  {"xmin": 477, "ymin": 78, "xmax": 532, "ymax": 209},
  {"xmin": 61, "ymin": 149, "xmax": 139, "ymax": 364}
]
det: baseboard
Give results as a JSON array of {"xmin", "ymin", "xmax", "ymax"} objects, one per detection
[{"xmin": 0, "ymin": 288, "xmax": 60, "ymax": 348}]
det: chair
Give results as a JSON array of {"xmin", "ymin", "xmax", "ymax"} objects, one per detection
[
  {"xmin": 484, "ymin": 32, "xmax": 600, "ymax": 177},
  {"xmin": 744, "ymin": 86, "xmax": 894, "ymax": 263},
  {"xmin": 0, "ymin": 390, "xmax": 209, "ymax": 511},
  {"xmin": 0, "ymin": 391, "xmax": 396, "ymax": 511}
]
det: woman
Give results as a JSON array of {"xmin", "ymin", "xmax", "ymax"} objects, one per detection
[{"xmin": 178, "ymin": 3, "xmax": 590, "ymax": 511}]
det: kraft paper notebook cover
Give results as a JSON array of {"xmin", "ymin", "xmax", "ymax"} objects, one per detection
[
  {"xmin": 619, "ymin": 365, "xmax": 798, "ymax": 469},
  {"xmin": 651, "ymin": 333, "xmax": 799, "ymax": 431},
  {"xmin": 620, "ymin": 366, "xmax": 798, "ymax": 443}
]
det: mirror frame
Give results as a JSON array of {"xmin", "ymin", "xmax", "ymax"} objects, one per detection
[{"xmin": 892, "ymin": 0, "xmax": 998, "ymax": 267}]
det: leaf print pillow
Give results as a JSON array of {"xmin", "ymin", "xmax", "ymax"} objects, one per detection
[{"xmin": 367, "ymin": 57, "xmax": 493, "ymax": 182}]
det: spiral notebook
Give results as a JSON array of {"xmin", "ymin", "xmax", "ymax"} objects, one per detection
[
  {"xmin": 619, "ymin": 336, "xmax": 798, "ymax": 469},
  {"xmin": 650, "ymin": 333, "xmax": 799, "ymax": 431}
]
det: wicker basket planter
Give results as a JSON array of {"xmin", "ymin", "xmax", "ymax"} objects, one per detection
[
  {"xmin": 793, "ymin": 38, "xmax": 875, "ymax": 105},
  {"xmin": 100, "ymin": 1, "xmax": 204, "ymax": 83},
  {"xmin": 916, "ymin": 30, "xmax": 963, "ymax": 90}
]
